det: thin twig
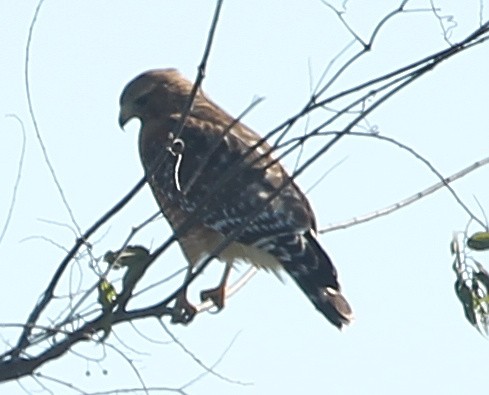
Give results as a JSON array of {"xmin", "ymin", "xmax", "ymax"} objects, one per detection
[
  {"xmin": 24, "ymin": 0, "xmax": 81, "ymax": 236},
  {"xmin": 180, "ymin": 331, "xmax": 249, "ymax": 390},
  {"xmin": 321, "ymin": 155, "xmax": 489, "ymax": 233},
  {"xmin": 0, "ymin": 115, "xmax": 26, "ymax": 247},
  {"xmin": 159, "ymin": 320, "xmax": 251, "ymax": 386},
  {"xmin": 104, "ymin": 342, "xmax": 149, "ymax": 395},
  {"xmin": 174, "ymin": 0, "xmax": 224, "ymax": 143}
]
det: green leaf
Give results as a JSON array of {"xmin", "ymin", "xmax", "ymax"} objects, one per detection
[
  {"xmin": 98, "ymin": 279, "xmax": 117, "ymax": 309},
  {"xmin": 467, "ymin": 232, "xmax": 489, "ymax": 251}
]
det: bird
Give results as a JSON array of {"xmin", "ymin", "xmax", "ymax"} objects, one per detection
[{"xmin": 118, "ymin": 68, "xmax": 353, "ymax": 328}]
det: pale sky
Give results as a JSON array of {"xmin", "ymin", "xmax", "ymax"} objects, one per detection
[{"xmin": 1, "ymin": 1, "xmax": 489, "ymax": 394}]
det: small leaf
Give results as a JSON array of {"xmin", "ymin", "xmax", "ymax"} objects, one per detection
[
  {"xmin": 467, "ymin": 232, "xmax": 489, "ymax": 251},
  {"xmin": 454, "ymin": 279, "xmax": 477, "ymax": 326},
  {"xmin": 98, "ymin": 279, "xmax": 117, "ymax": 309}
]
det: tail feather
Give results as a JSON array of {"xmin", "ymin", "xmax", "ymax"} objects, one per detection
[{"xmin": 256, "ymin": 231, "xmax": 353, "ymax": 328}]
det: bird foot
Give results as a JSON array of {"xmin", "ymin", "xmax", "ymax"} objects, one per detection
[
  {"xmin": 200, "ymin": 286, "xmax": 225, "ymax": 311},
  {"xmin": 171, "ymin": 296, "xmax": 197, "ymax": 324}
]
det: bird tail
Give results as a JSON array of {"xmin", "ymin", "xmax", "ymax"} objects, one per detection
[{"xmin": 257, "ymin": 231, "xmax": 353, "ymax": 328}]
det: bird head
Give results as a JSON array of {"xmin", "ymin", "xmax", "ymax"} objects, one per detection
[{"xmin": 118, "ymin": 68, "xmax": 192, "ymax": 129}]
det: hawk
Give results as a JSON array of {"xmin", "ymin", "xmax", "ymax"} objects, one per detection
[{"xmin": 118, "ymin": 68, "xmax": 353, "ymax": 328}]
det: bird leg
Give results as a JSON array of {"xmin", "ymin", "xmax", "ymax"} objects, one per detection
[
  {"xmin": 171, "ymin": 269, "xmax": 197, "ymax": 324},
  {"xmin": 200, "ymin": 262, "xmax": 232, "ymax": 311}
]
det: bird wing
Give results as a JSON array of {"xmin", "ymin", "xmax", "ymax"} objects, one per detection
[{"xmin": 141, "ymin": 113, "xmax": 317, "ymax": 246}]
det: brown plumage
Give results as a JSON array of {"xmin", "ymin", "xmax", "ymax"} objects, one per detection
[{"xmin": 118, "ymin": 68, "xmax": 353, "ymax": 328}]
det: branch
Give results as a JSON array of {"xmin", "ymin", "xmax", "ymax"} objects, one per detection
[{"xmin": 0, "ymin": 115, "xmax": 26, "ymax": 247}]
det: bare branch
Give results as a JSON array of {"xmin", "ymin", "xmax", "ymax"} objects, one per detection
[
  {"xmin": 24, "ymin": 0, "xmax": 81, "ymax": 236},
  {"xmin": 429, "ymin": 0, "xmax": 457, "ymax": 45},
  {"xmin": 321, "ymin": 153, "xmax": 489, "ymax": 233},
  {"xmin": 3, "ymin": 2, "xmax": 489, "ymax": 390},
  {"xmin": 158, "ymin": 320, "xmax": 251, "ymax": 386},
  {"xmin": 0, "ymin": 115, "xmax": 26, "ymax": 247},
  {"xmin": 180, "ymin": 331, "xmax": 248, "ymax": 390}
]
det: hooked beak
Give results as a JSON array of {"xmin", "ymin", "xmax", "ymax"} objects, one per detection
[{"xmin": 118, "ymin": 106, "xmax": 131, "ymax": 129}]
